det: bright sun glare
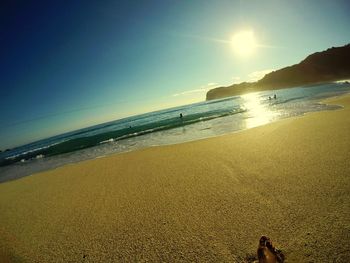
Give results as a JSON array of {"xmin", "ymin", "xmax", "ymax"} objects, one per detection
[{"xmin": 231, "ymin": 30, "xmax": 257, "ymax": 56}]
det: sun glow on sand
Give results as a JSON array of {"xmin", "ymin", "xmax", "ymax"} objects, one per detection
[{"xmin": 231, "ymin": 30, "xmax": 257, "ymax": 56}]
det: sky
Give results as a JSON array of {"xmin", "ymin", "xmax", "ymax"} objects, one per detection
[{"xmin": 1, "ymin": 0, "xmax": 349, "ymax": 150}]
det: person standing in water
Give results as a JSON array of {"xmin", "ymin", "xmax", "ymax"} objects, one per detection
[{"xmin": 179, "ymin": 113, "xmax": 183, "ymax": 119}]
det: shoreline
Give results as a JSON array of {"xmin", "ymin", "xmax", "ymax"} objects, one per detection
[
  {"xmin": 0, "ymin": 94, "xmax": 350, "ymax": 262},
  {"xmin": 1, "ymin": 92, "xmax": 348, "ymax": 185}
]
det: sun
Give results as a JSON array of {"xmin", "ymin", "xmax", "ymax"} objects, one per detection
[{"xmin": 231, "ymin": 30, "xmax": 257, "ymax": 56}]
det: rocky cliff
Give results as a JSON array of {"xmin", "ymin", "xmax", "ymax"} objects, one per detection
[{"xmin": 206, "ymin": 44, "xmax": 350, "ymax": 100}]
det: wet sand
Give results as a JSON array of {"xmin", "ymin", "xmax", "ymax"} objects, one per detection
[{"xmin": 0, "ymin": 95, "xmax": 350, "ymax": 262}]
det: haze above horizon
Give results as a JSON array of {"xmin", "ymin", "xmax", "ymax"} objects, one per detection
[{"xmin": 1, "ymin": 0, "xmax": 349, "ymax": 150}]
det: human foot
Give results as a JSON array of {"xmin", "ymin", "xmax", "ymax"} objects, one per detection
[{"xmin": 257, "ymin": 236, "xmax": 284, "ymax": 263}]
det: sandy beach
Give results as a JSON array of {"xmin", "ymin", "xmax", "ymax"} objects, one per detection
[{"xmin": 1, "ymin": 95, "xmax": 350, "ymax": 262}]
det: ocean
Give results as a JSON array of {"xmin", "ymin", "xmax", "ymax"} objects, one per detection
[{"xmin": 1, "ymin": 82, "xmax": 349, "ymax": 183}]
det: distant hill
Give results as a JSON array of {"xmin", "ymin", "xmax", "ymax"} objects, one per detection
[{"xmin": 206, "ymin": 44, "xmax": 350, "ymax": 100}]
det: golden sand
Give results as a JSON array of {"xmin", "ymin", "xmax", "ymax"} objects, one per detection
[{"xmin": 1, "ymin": 95, "xmax": 350, "ymax": 262}]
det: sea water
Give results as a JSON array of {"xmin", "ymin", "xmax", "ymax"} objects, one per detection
[{"xmin": 1, "ymin": 82, "xmax": 349, "ymax": 182}]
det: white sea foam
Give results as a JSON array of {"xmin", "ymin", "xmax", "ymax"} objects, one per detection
[
  {"xmin": 36, "ymin": 154, "xmax": 45, "ymax": 159},
  {"xmin": 5, "ymin": 142, "xmax": 60, "ymax": 160},
  {"xmin": 99, "ymin": 138, "xmax": 115, "ymax": 144}
]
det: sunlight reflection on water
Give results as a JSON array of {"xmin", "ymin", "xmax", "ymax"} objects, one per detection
[{"xmin": 241, "ymin": 92, "xmax": 279, "ymax": 129}]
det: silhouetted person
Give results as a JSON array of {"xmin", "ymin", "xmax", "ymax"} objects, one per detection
[
  {"xmin": 179, "ymin": 113, "xmax": 183, "ymax": 119},
  {"xmin": 268, "ymin": 96, "xmax": 272, "ymax": 100},
  {"xmin": 274, "ymin": 94, "xmax": 277, "ymax": 99}
]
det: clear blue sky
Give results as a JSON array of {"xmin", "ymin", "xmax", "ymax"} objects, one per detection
[{"xmin": 1, "ymin": 0, "xmax": 349, "ymax": 149}]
